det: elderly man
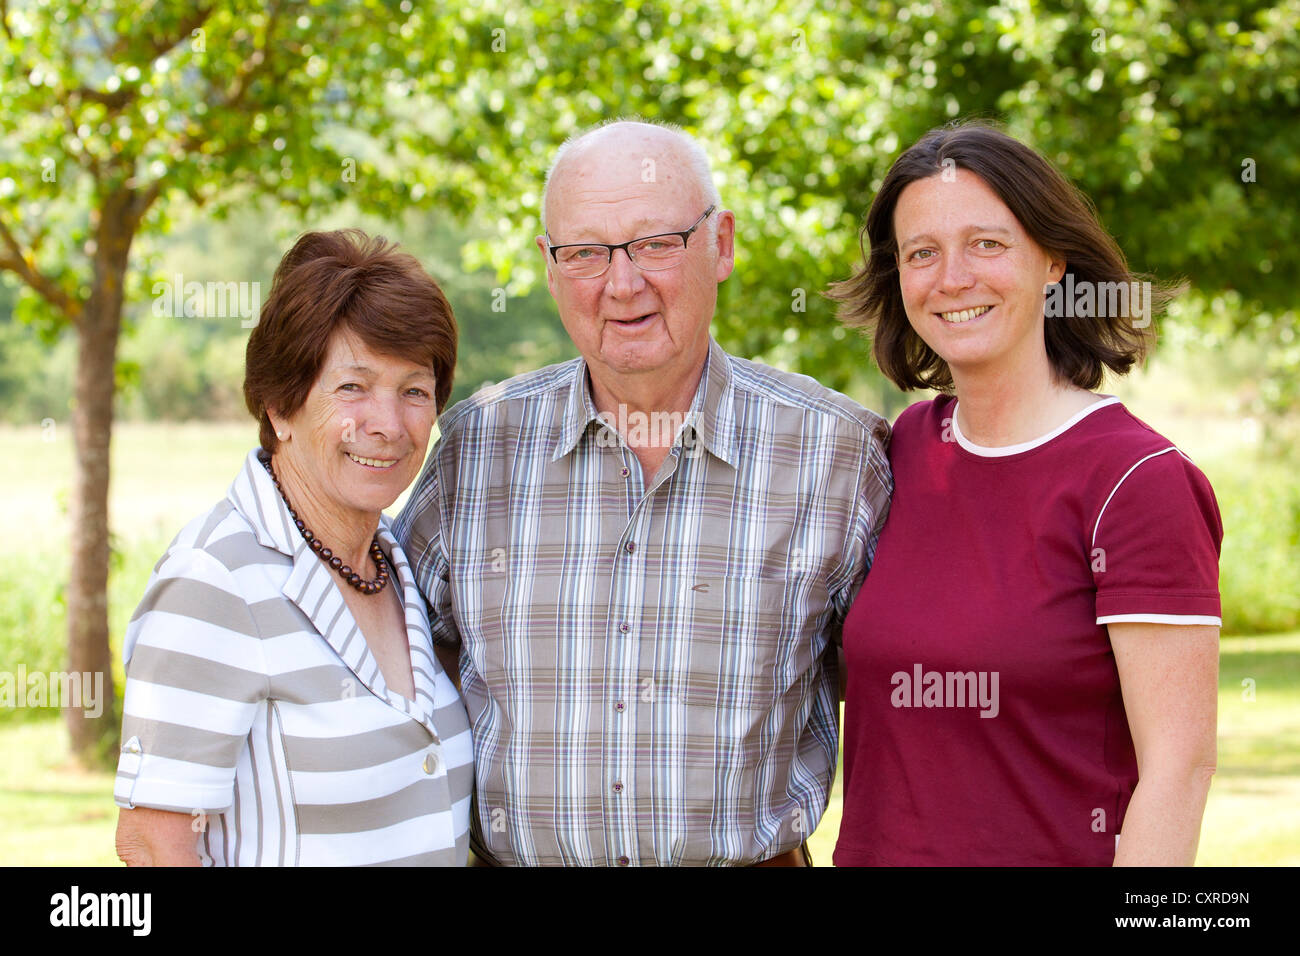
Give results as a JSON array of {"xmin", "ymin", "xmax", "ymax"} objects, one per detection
[{"xmin": 396, "ymin": 120, "xmax": 891, "ymax": 866}]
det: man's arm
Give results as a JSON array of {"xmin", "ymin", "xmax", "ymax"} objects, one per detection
[
  {"xmin": 827, "ymin": 419, "xmax": 893, "ymax": 634},
  {"xmin": 827, "ymin": 418, "xmax": 892, "ymax": 702},
  {"xmin": 434, "ymin": 641, "xmax": 461, "ymax": 690},
  {"xmin": 394, "ymin": 445, "xmax": 463, "ymax": 684}
]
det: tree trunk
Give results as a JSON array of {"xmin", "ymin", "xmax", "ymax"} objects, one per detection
[{"xmin": 65, "ymin": 192, "xmax": 135, "ymax": 767}]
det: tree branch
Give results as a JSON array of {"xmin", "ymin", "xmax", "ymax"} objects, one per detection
[
  {"xmin": 108, "ymin": 4, "xmax": 216, "ymax": 64},
  {"xmin": 0, "ymin": 213, "xmax": 81, "ymax": 321},
  {"xmin": 127, "ymin": 176, "xmax": 166, "ymax": 229},
  {"xmin": 69, "ymin": 86, "xmax": 134, "ymax": 110},
  {"xmin": 137, "ymin": 1, "xmax": 294, "ymax": 213},
  {"xmin": 85, "ymin": 11, "xmax": 112, "ymax": 56},
  {"xmin": 213, "ymin": 0, "xmax": 287, "ymax": 114},
  {"xmin": 55, "ymin": 101, "xmax": 104, "ymax": 179},
  {"xmin": 58, "ymin": 6, "xmax": 219, "ymax": 121}
]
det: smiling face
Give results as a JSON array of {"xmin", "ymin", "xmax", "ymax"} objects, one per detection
[
  {"xmin": 536, "ymin": 128, "xmax": 735, "ymax": 398},
  {"xmin": 270, "ymin": 329, "xmax": 438, "ymax": 524},
  {"xmin": 893, "ymin": 167, "xmax": 1065, "ymax": 385}
]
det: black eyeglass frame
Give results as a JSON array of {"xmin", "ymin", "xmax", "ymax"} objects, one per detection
[{"xmin": 545, "ymin": 204, "xmax": 717, "ymax": 275}]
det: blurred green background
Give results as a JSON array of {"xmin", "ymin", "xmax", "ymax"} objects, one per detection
[{"xmin": 1, "ymin": 0, "xmax": 1296, "ymax": 864}]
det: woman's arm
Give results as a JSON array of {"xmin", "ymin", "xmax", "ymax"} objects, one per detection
[
  {"xmin": 1109, "ymin": 621, "xmax": 1219, "ymax": 866},
  {"xmin": 115, "ymin": 807, "xmax": 203, "ymax": 867}
]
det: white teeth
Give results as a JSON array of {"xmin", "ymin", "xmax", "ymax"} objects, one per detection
[
  {"xmin": 348, "ymin": 453, "xmax": 397, "ymax": 468},
  {"xmin": 939, "ymin": 306, "xmax": 993, "ymax": 323}
]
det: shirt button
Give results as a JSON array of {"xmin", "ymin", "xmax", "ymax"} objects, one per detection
[
  {"xmin": 617, "ymin": 856, "xmax": 630, "ymax": 866},
  {"xmin": 614, "ymin": 701, "xmax": 626, "ymax": 713},
  {"xmin": 620, "ymin": 466, "xmax": 630, "ymax": 478},
  {"xmin": 619, "ymin": 622, "xmax": 630, "ymax": 633},
  {"xmin": 422, "ymin": 752, "xmax": 439, "ymax": 775},
  {"xmin": 123, "ymin": 736, "xmax": 142, "ymax": 755},
  {"xmin": 624, "ymin": 541, "xmax": 636, "ymax": 554},
  {"xmin": 612, "ymin": 781, "xmax": 623, "ymax": 794}
]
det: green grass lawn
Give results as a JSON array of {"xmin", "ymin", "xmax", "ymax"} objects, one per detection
[
  {"xmin": 4, "ymin": 633, "xmax": 1296, "ymax": 866},
  {"xmin": 0, "ymin": 721, "xmax": 121, "ymax": 865},
  {"xmin": 1199, "ymin": 633, "xmax": 1300, "ymax": 865}
]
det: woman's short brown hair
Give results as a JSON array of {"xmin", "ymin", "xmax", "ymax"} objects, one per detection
[
  {"xmin": 244, "ymin": 229, "xmax": 458, "ymax": 452},
  {"xmin": 830, "ymin": 121, "xmax": 1176, "ymax": 392}
]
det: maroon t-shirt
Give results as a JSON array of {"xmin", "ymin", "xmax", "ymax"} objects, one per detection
[{"xmin": 835, "ymin": 396, "xmax": 1222, "ymax": 866}]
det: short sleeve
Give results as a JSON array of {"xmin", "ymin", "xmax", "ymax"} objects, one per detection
[
  {"xmin": 114, "ymin": 547, "xmax": 269, "ymax": 814},
  {"xmin": 394, "ymin": 442, "xmax": 461, "ymax": 649},
  {"xmin": 1091, "ymin": 448, "xmax": 1223, "ymax": 626}
]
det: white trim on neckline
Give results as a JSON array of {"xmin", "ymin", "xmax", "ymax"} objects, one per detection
[{"xmin": 950, "ymin": 395, "xmax": 1121, "ymax": 457}]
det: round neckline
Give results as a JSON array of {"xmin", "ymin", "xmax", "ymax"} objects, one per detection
[{"xmin": 950, "ymin": 395, "xmax": 1120, "ymax": 458}]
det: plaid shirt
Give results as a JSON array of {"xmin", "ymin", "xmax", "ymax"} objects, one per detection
[{"xmin": 395, "ymin": 338, "xmax": 892, "ymax": 866}]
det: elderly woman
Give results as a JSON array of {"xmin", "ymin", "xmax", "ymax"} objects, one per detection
[
  {"xmin": 113, "ymin": 229, "xmax": 472, "ymax": 866},
  {"xmin": 831, "ymin": 122, "xmax": 1222, "ymax": 866}
]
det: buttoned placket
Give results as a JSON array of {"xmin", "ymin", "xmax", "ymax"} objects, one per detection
[
  {"xmin": 241, "ymin": 454, "xmax": 457, "ymax": 831},
  {"xmin": 602, "ymin": 427, "xmax": 691, "ymax": 867}
]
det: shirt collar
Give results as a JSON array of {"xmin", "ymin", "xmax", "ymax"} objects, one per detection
[
  {"xmin": 227, "ymin": 447, "xmax": 301, "ymax": 556},
  {"xmin": 692, "ymin": 337, "xmax": 738, "ymax": 466},
  {"xmin": 551, "ymin": 337, "xmax": 738, "ymax": 467},
  {"xmin": 553, "ymin": 361, "xmax": 603, "ymax": 461},
  {"xmin": 227, "ymin": 447, "xmax": 443, "ymax": 727}
]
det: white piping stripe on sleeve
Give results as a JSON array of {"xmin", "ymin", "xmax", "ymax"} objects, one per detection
[
  {"xmin": 1091, "ymin": 446, "xmax": 1179, "ymax": 549},
  {"xmin": 1097, "ymin": 614, "xmax": 1222, "ymax": 626}
]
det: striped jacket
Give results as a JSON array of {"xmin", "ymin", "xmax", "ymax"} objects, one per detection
[{"xmin": 114, "ymin": 450, "xmax": 473, "ymax": 866}]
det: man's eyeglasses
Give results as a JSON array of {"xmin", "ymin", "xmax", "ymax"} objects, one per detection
[{"xmin": 546, "ymin": 205, "xmax": 716, "ymax": 279}]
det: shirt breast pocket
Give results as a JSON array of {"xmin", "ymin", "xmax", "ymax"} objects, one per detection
[{"xmin": 677, "ymin": 575, "xmax": 789, "ymax": 710}]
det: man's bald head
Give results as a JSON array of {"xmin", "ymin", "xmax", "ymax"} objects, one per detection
[
  {"xmin": 540, "ymin": 119, "xmax": 722, "ymax": 236},
  {"xmin": 532, "ymin": 117, "xmax": 735, "ymax": 407}
]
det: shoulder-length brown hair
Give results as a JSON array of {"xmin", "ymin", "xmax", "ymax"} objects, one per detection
[
  {"xmin": 829, "ymin": 121, "xmax": 1176, "ymax": 392},
  {"xmin": 244, "ymin": 229, "xmax": 458, "ymax": 452}
]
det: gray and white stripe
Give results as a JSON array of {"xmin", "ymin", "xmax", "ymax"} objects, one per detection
[{"xmin": 115, "ymin": 450, "xmax": 474, "ymax": 866}]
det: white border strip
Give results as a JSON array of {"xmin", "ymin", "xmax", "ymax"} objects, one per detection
[
  {"xmin": 951, "ymin": 396, "xmax": 1121, "ymax": 457},
  {"xmin": 1097, "ymin": 614, "xmax": 1222, "ymax": 626}
]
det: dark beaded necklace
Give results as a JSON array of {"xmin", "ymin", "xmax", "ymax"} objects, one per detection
[{"xmin": 260, "ymin": 452, "xmax": 390, "ymax": 596}]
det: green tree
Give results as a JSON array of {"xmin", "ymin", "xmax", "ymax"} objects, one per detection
[
  {"xmin": 455, "ymin": 0, "xmax": 1297, "ymax": 404},
  {"xmin": 0, "ymin": 0, "xmax": 495, "ymax": 763}
]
